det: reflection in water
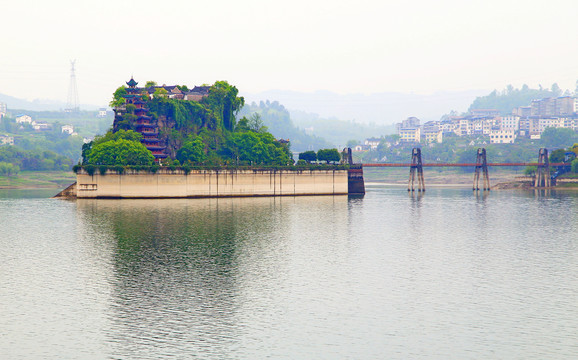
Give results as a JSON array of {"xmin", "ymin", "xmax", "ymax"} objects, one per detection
[
  {"xmin": 76, "ymin": 196, "xmax": 349, "ymax": 358},
  {"xmin": 2, "ymin": 189, "xmax": 578, "ymax": 359}
]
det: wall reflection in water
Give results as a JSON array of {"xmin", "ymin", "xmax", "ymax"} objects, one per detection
[{"xmin": 76, "ymin": 196, "xmax": 349, "ymax": 358}]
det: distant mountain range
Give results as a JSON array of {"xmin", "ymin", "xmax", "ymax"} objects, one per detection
[
  {"xmin": 0, "ymin": 93, "xmax": 101, "ymax": 112},
  {"xmin": 2, "ymin": 88, "xmax": 488, "ymax": 125},
  {"xmin": 243, "ymin": 89, "xmax": 489, "ymax": 125}
]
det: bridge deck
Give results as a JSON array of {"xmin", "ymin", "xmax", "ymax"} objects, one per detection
[{"xmin": 363, "ymin": 163, "xmax": 564, "ymax": 167}]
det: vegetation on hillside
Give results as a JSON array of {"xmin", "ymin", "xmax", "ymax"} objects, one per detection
[
  {"xmin": 468, "ymin": 83, "xmax": 570, "ymax": 114},
  {"xmin": 0, "ymin": 145, "xmax": 74, "ymax": 171},
  {"xmin": 237, "ymin": 101, "xmax": 333, "ymax": 152},
  {"xmin": 100, "ymin": 81, "xmax": 293, "ymax": 167}
]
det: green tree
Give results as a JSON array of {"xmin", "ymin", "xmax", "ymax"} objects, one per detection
[
  {"xmin": 551, "ymin": 83, "xmax": 562, "ymax": 96},
  {"xmin": 145, "ymin": 81, "xmax": 157, "ymax": 88},
  {"xmin": 110, "ymin": 86, "xmax": 127, "ymax": 107},
  {"xmin": 87, "ymin": 139, "xmax": 154, "ymax": 166},
  {"xmin": 317, "ymin": 148, "xmax": 341, "ymax": 163},
  {"xmin": 176, "ymin": 135, "xmax": 207, "ymax": 164},
  {"xmin": 346, "ymin": 139, "xmax": 359, "ymax": 147},
  {"xmin": 298, "ymin": 150, "xmax": 317, "ymax": 163},
  {"xmin": 541, "ymin": 127, "xmax": 578, "ymax": 148},
  {"xmin": 549, "ymin": 149, "xmax": 566, "ymax": 163},
  {"xmin": 571, "ymin": 159, "xmax": 578, "ymax": 173},
  {"xmin": 247, "ymin": 113, "xmax": 267, "ymax": 133},
  {"xmin": 203, "ymin": 81, "xmax": 244, "ymax": 131}
]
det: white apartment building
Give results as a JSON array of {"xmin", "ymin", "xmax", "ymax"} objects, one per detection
[
  {"xmin": 501, "ymin": 115, "xmax": 520, "ymax": 131},
  {"xmin": 489, "ymin": 130, "xmax": 516, "ymax": 144}
]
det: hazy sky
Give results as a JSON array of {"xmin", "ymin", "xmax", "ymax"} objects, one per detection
[{"xmin": 1, "ymin": 0, "xmax": 577, "ymax": 106}]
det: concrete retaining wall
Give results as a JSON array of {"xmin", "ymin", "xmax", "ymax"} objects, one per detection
[{"xmin": 76, "ymin": 169, "xmax": 348, "ymax": 198}]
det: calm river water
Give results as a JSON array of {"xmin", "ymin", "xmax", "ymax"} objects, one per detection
[{"xmin": 1, "ymin": 186, "xmax": 577, "ymax": 359}]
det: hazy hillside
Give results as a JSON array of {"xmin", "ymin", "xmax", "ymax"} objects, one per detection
[
  {"xmin": 242, "ymin": 89, "xmax": 487, "ymax": 125},
  {"xmin": 289, "ymin": 110, "xmax": 395, "ymax": 146},
  {"xmin": 238, "ymin": 101, "xmax": 333, "ymax": 152},
  {"xmin": 468, "ymin": 84, "xmax": 570, "ymax": 114},
  {"xmin": 0, "ymin": 92, "xmax": 101, "ymax": 112}
]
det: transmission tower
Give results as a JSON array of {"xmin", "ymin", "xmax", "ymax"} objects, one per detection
[{"xmin": 66, "ymin": 60, "xmax": 79, "ymax": 113}]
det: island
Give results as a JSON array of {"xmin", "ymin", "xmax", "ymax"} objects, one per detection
[{"xmin": 56, "ymin": 78, "xmax": 365, "ymax": 198}]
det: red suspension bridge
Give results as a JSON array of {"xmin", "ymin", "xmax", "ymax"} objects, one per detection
[{"xmin": 348, "ymin": 147, "xmax": 566, "ymax": 192}]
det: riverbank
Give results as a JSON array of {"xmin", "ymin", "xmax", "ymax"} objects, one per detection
[{"xmin": 0, "ymin": 171, "xmax": 76, "ymax": 189}]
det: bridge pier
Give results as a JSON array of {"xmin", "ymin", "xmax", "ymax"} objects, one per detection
[
  {"xmin": 408, "ymin": 148, "xmax": 425, "ymax": 192},
  {"xmin": 473, "ymin": 148, "xmax": 490, "ymax": 191},
  {"xmin": 535, "ymin": 148, "xmax": 551, "ymax": 188}
]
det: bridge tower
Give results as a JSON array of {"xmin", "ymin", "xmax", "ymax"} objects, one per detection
[
  {"xmin": 535, "ymin": 148, "xmax": 551, "ymax": 187},
  {"xmin": 473, "ymin": 148, "xmax": 490, "ymax": 191},
  {"xmin": 408, "ymin": 148, "xmax": 425, "ymax": 192},
  {"xmin": 343, "ymin": 147, "xmax": 365, "ymax": 195}
]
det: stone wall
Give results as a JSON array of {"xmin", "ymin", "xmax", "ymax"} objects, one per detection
[{"xmin": 76, "ymin": 169, "xmax": 348, "ymax": 198}]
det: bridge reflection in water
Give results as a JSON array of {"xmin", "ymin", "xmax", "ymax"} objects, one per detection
[{"xmin": 363, "ymin": 148, "xmax": 563, "ymax": 191}]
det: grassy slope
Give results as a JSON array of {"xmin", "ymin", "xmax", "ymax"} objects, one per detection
[{"xmin": 0, "ymin": 171, "xmax": 76, "ymax": 189}]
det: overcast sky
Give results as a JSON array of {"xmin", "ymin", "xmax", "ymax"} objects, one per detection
[{"xmin": 1, "ymin": 0, "xmax": 577, "ymax": 106}]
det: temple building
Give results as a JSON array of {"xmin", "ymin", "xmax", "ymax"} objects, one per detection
[
  {"xmin": 114, "ymin": 78, "xmax": 168, "ymax": 161},
  {"xmin": 112, "ymin": 78, "xmax": 213, "ymax": 162}
]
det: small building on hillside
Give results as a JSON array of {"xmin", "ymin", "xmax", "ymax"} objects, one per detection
[
  {"xmin": 0, "ymin": 102, "xmax": 6, "ymax": 119},
  {"xmin": 185, "ymin": 86, "xmax": 211, "ymax": 101},
  {"xmin": 62, "ymin": 125, "xmax": 74, "ymax": 135},
  {"xmin": 32, "ymin": 122, "xmax": 51, "ymax": 131},
  {"xmin": 364, "ymin": 138, "xmax": 381, "ymax": 150},
  {"xmin": 16, "ymin": 115, "xmax": 33, "ymax": 124},
  {"xmin": 97, "ymin": 108, "xmax": 108, "ymax": 118},
  {"xmin": 0, "ymin": 134, "xmax": 14, "ymax": 146}
]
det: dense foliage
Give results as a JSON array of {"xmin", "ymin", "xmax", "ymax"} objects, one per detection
[
  {"xmin": 108, "ymin": 81, "xmax": 293, "ymax": 167},
  {"xmin": 237, "ymin": 101, "xmax": 334, "ymax": 151},
  {"xmin": 82, "ymin": 130, "xmax": 154, "ymax": 166},
  {"xmin": 298, "ymin": 150, "xmax": 317, "ymax": 163},
  {"xmin": 317, "ymin": 149, "xmax": 341, "ymax": 164},
  {"xmin": 87, "ymin": 139, "xmax": 154, "ymax": 166},
  {"xmin": 469, "ymin": 84, "xmax": 566, "ymax": 114},
  {"xmin": 0, "ymin": 161, "xmax": 19, "ymax": 175},
  {"xmin": 0, "ymin": 145, "xmax": 73, "ymax": 171}
]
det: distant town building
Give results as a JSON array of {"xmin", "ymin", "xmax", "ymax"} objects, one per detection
[
  {"xmin": 397, "ymin": 117, "xmax": 421, "ymax": 143},
  {"xmin": 97, "ymin": 108, "xmax": 108, "ymax": 118},
  {"xmin": 364, "ymin": 138, "xmax": 381, "ymax": 150},
  {"xmin": 15, "ymin": 115, "xmax": 33, "ymax": 124},
  {"xmin": 399, "ymin": 127, "xmax": 421, "ymax": 143},
  {"xmin": 513, "ymin": 106, "xmax": 532, "ymax": 117},
  {"xmin": 530, "ymin": 96, "xmax": 577, "ymax": 117},
  {"xmin": 500, "ymin": 115, "xmax": 520, "ymax": 131},
  {"xmin": 0, "ymin": 102, "xmax": 6, "ymax": 119},
  {"xmin": 61, "ymin": 125, "xmax": 74, "ymax": 135},
  {"xmin": 470, "ymin": 109, "xmax": 500, "ymax": 117},
  {"xmin": 32, "ymin": 122, "xmax": 51, "ymax": 131},
  {"xmin": 489, "ymin": 129, "xmax": 516, "ymax": 144},
  {"xmin": 0, "ymin": 134, "xmax": 14, "ymax": 146}
]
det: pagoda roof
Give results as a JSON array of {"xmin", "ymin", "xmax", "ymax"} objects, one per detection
[{"xmin": 126, "ymin": 78, "xmax": 138, "ymax": 87}]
